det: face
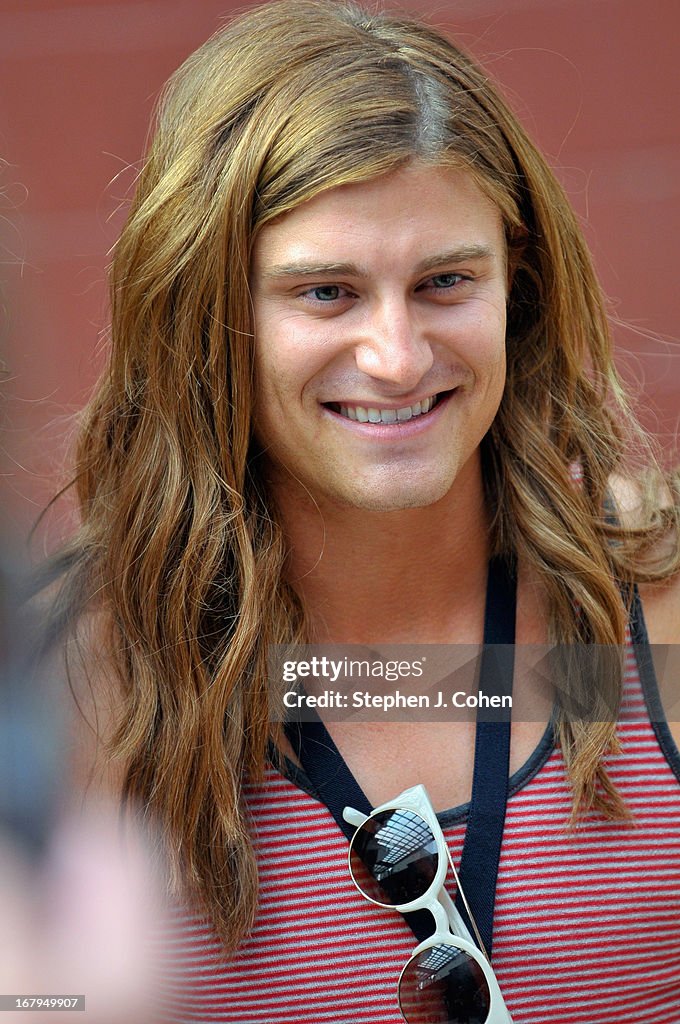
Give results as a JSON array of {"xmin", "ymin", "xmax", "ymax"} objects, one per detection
[{"xmin": 250, "ymin": 162, "xmax": 508, "ymax": 513}]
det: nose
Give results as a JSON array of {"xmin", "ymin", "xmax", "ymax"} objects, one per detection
[{"xmin": 353, "ymin": 297, "xmax": 434, "ymax": 392}]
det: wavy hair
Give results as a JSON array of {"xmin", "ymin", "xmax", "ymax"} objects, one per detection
[{"xmin": 47, "ymin": 0, "xmax": 680, "ymax": 949}]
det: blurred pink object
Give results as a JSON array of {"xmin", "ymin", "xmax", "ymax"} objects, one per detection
[{"xmin": 0, "ymin": 803, "xmax": 165, "ymax": 1023}]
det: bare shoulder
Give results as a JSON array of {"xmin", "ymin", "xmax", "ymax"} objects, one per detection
[
  {"xmin": 637, "ymin": 575, "xmax": 680, "ymax": 645},
  {"xmin": 638, "ymin": 581, "xmax": 680, "ymax": 761},
  {"xmin": 608, "ymin": 471, "xmax": 680, "ymax": 739},
  {"xmin": 607, "ymin": 470, "xmax": 680, "ymax": 643}
]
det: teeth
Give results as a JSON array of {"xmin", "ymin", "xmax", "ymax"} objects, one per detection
[{"xmin": 336, "ymin": 393, "xmax": 440, "ymax": 424}]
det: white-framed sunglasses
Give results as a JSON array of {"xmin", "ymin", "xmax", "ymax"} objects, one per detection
[{"xmin": 343, "ymin": 785, "xmax": 513, "ymax": 1024}]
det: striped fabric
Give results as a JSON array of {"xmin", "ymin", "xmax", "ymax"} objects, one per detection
[{"xmin": 151, "ymin": 639, "xmax": 680, "ymax": 1023}]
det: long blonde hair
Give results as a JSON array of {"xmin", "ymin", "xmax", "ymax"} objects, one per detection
[{"xmin": 49, "ymin": 0, "xmax": 679, "ymax": 949}]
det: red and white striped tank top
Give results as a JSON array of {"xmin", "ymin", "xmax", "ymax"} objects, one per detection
[{"xmin": 152, "ymin": 624, "xmax": 680, "ymax": 1023}]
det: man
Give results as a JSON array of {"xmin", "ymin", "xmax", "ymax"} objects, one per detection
[{"xmin": 54, "ymin": 1, "xmax": 680, "ymax": 1021}]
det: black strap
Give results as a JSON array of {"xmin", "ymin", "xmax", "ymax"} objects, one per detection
[
  {"xmin": 454, "ymin": 556, "xmax": 514, "ymax": 951},
  {"xmin": 285, "ymin": 555, "xmax": 516, "ymax": 958}
]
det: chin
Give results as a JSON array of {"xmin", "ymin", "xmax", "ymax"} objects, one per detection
[{"xmin": 339, "ymin": 479, "xmax": 453, "ymax": 513}]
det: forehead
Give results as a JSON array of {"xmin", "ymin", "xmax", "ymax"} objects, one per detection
[{"xmin": 252, "ymin": 162, "xmax": 505, "ymax": 275}]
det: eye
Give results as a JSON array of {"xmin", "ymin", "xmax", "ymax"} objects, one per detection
[
  {"xmin": 294, "ymin": 282, "xmax": 356, "ymax": 313},
  {"xmin": 307, "ymin": 285, "xmax": 342, "ymax": 302},
  {"xmin": 428, "ymin": 273, "xmax": 466, "ymax": 289},
  {"xmin": 415, "ymin": 271, "xmax": 472, "ymax": 301}
]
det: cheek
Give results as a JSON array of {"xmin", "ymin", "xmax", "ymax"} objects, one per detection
[
  {"xmin": 254, "ymin": 312, "xmax": 327, "ymax": 402},
  {"xmin": 487, "ymin": 340, "xmax": 507, "ymax": 399},
  {"xmin": 253, "ymin": 331, "xmax": 294, "ymax": 412},
  {"xmin": 456, "ymin": 304, "xmax": 507, "ymax": 377}
]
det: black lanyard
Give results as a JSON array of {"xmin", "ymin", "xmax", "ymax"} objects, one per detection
[{"xmin": 284, "ymin": 555, "xmax": 516, "ymax": 958}]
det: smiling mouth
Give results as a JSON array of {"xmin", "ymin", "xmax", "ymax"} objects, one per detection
[{"xmin": 325, "ymin": 390, "xmax": 452, "ymax": 424}]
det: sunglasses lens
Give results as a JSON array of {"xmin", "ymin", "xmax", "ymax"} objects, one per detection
[
  {"xmin": 349, "ymin": 808, "xmax": 438, "ymax": 906},
  {"xmin": 399, "ymin": 942, "xmax": 491, "ymax": 1024}
]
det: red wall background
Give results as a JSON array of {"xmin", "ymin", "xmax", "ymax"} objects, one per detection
[{"xmin": 1, "ymin": 0, "xmax": 679, "ymax": 548}]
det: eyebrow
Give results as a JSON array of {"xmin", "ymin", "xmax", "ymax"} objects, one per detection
[{"xmin": 261, "ymin": 244, "xmax": 497, "ymax": 280}]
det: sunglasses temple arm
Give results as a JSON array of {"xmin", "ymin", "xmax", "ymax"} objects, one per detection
[
  {"xmin": 343, "ymin": 806, "xmax": 366, "ymax": 828},
  {"xmin": 439, "ymin": 852, "xmax": 491, "ymax": 963}
]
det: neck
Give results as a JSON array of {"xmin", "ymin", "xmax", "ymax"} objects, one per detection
[{"xmin": 269, "ymin": 454, "xmax": 491, "ymax": 644}]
